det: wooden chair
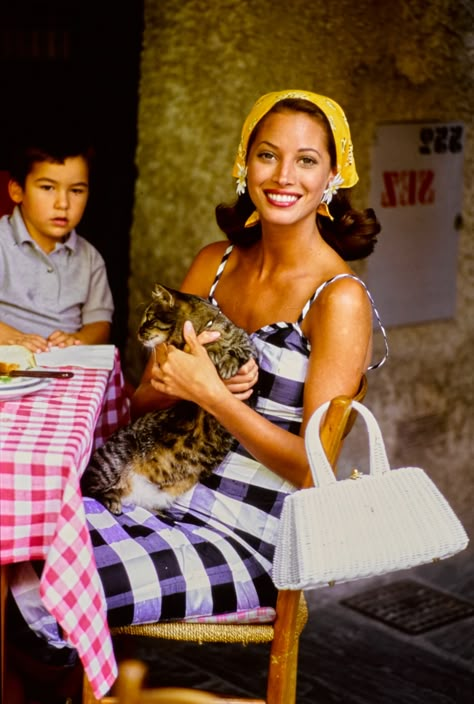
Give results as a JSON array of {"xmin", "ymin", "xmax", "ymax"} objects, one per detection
[
  {"xmin": 83, "ymin": 378, "xmax": 367, "ymax": 704},
  {"xmin": 114, "ymin": 658, "xmax": 261, "ymax": 703}
]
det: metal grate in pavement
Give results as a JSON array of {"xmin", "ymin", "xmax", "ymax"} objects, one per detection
[{"xmin": 341, "ymin": 579, "xmax": 474, "ymax": 635}]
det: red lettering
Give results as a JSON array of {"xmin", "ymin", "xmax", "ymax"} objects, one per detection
[
  {"xmin": 381, "ymin": 172, "xmax": 398, "ymax": 207},
  {"xmin": 418, "ymin": 170, "xmax": 435, "ymax": 204},
  {"xmin": 380, "ymin": 169, "xmax": 435, "ymax": 207},
  {"xmin": 398, "ymin": 171, "xmax": 417, "ymax": 206}
]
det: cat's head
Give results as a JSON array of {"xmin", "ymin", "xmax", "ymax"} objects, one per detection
[{"xmin": 137, "ymin": 284, "xmax": 218, "ymax": 349}]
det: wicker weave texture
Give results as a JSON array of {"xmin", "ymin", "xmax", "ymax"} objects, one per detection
[
  {"xmin": 112, "ymin": 621, "xmax": 275, "ymax": 644},
  {"xmin": 273, "ymin": 401, "xmax": 469, "ymax": 590}
]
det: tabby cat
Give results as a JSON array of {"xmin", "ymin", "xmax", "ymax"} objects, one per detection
[{"xmin": 80, "ymin": 284, "xmax": 257, "ymax": 514}]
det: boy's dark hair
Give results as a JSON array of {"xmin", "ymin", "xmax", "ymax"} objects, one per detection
[{"xmin": 7, "ymin": 122, "xmax": 96, "ymax": 187}]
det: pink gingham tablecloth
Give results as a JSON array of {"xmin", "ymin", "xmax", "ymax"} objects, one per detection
[{"xmin": 0, "ymin": 347, "xmax": 130, "ymax": 698}]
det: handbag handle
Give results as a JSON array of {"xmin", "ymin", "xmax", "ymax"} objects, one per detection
[{"xmin": 305, "ymin": 400, "xmax": 391, "ymax": 487}]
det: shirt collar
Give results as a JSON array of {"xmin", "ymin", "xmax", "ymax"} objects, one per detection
[{"xmin": 10, "ymin": 205, "xmax": 78, "ymax": 253}]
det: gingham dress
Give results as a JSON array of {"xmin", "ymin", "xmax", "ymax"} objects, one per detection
[{"xmin": 84, "ymin": 245, "xmax": 388, "ymax": 628}]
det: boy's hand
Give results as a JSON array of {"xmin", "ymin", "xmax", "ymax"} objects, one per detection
[
  {"xmin": 1, "ymin": 332, "xmax": 51, "ymax": 353},
  {"xmin": 47, "ymin": 330, "xmax": 82, "ymax": 348}
]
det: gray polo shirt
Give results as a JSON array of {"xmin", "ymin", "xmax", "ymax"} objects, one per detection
[{"xmin": 0, "ymin": 207, "xmax": 114, "ymax": 337}]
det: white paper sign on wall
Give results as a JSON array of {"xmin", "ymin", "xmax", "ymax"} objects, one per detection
[{"xmin": 366, "ymin": 122, "xmax": 465, "ymax": 327}]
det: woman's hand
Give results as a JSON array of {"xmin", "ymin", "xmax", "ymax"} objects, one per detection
[
  {"xmin": 193, "ymin": 326, "xmax": 258, "ymax": 400},
  {"xmin": 151, "ymin": 321, "xmax": 225, "ymax": 405},
  {"xmin": 152, "ymin": 322, "xmax": 258, "ymax": 403},
  {"xmin": 222, "ymin": 358, "xmax": 258, "ymax": 400}
]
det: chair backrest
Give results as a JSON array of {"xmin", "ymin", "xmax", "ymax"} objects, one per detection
[{"xmin": 115, "ymin": 659, "xmax": 260, "ymax": 703}]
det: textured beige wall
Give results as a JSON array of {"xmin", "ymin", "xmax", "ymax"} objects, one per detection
[{"xmin": 126, "ymin": 0, "xmax": 473, "ymax": 535}]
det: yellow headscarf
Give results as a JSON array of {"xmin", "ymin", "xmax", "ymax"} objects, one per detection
[{"xmin": 232, "ymin": 90, "xmax": 358, "ymax": 224}]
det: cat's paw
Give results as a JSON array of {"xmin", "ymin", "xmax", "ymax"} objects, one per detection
[
  {"xmin": 215, "ymin": 360, "xmax": 241, "ymax": 380},
  {"xmin": 212, "ymin": 351, "xmax": 248, "ymax": 380},
  {"xmin": 214, "ymin": 351, "xmax": 257, "ymax": 380},
  {"xmin": 102, "ymin": 498, "xmax": 123, "ymax": 515}
]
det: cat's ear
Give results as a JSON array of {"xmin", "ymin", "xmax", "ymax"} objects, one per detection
[{"xmin": 152, "ymin": 284, "xmax": 175, "ymax": 307}]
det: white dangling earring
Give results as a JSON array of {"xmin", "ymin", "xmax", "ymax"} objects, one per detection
[
  {"xmin": 235, "ymin": 166, "xmax": 247, "ymax": 196},
  {"xmin": 321, "ymin": 172, "xmax": 344, "ymax": 205}
]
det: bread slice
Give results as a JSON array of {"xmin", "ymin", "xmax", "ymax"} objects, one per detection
[{"xmin": 0, "ymin": 345, "xmax": 36, "ymax": 374}]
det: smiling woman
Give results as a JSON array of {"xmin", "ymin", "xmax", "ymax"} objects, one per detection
[
  {"xmin": 246, "ymin": 110, "xmax": 335, "ymax": 229},
  {"xmin": 218, "ymin": 92, "xmax": 376, "ymax": 262},
  {"xmin": 79, "ymin": 89, "xmax": 387, "ymax": 636}
]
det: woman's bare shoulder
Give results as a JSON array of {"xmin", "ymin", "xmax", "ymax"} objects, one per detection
[
  {"xmin": 316, "ymin": 273, "xmax": 372, "ymax": 315},
  {"xmin": 325, "ymin": 272, "xmax": 370, "ymax": 298},
  {"xmin": 302, "ymin": 272, "xmax": 371, "ymax": 332}
]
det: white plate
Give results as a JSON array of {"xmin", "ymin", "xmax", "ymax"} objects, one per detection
[
  {"xmin": 0, "ymin": 372, "xmax": 46, "ymax": 390},
  {"xmin": 0, "ymin": 377, "xmax": 52, "ymax": 401}
]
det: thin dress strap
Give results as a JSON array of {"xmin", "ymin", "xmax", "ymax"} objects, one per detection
[
  {"xmin": 208, "ymin": 244, "xmax": 233, "ymax": 305},
  {"xmin": 298, "ymin": 273, "xmax": 389, "ymax": 370}
]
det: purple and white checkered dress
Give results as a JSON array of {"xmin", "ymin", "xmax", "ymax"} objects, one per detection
[{"xmin": 85, "ymin": 245, "xmax": 388, "ymax": 627}]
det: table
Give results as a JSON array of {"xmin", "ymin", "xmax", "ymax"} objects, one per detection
[{"xmin": 0, "ymin": 348, "xmax": 130, "ymax": 699}]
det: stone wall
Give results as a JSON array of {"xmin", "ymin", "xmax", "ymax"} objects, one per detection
[{"xmin": 126, "ymin": 0, "xmax": 474, "ymax": 536}]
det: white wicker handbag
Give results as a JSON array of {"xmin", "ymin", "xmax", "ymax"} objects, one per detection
[{"xmin": 272, "ymin": 400, "xmax": 469, "ymax": 590}]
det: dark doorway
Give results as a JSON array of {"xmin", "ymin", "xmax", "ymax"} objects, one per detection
[{"xmin": 0, "ymin": 1, "xmax": 144, "ymax": 355}]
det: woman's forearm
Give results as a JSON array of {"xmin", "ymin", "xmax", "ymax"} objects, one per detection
[{"xmin": 205, "ymin": 387, "xmax": 309, "ymax": 487}]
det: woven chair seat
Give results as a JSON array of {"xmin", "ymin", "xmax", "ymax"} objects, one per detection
[{"xmin": 111, "ymin": 596, "xmax": 308, "ymax": 645}]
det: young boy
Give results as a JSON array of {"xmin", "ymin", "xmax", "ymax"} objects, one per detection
[{"xmin": 0, "ymin": 132, "xmax": 114, "ymax": 352}]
